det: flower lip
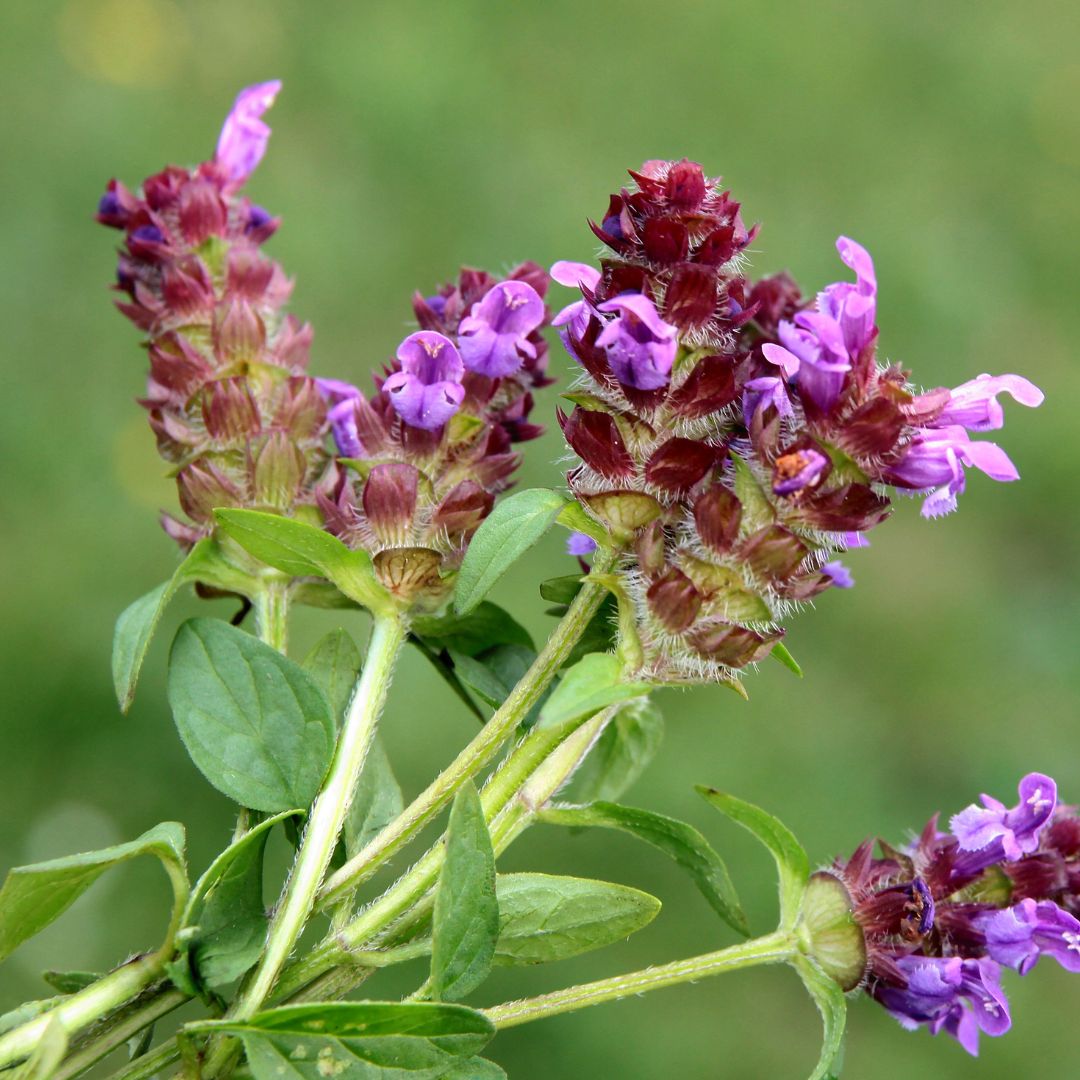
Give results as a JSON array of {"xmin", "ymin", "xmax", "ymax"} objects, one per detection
[
  {"xmin": 936, "ymin": 372, "xmax": 1045, "ymax": 432},
  {"xmin": 594, "ymin": 292, "xmax": 678, "ymax": 390},
  {"xmin": 215, "ymin": 80, "xmax": 282, "ymax": 184},
  {"xmin": 384, "ymin": 331, "xmax": 466, "ymax": 431},
  {"xmin": 457, "ymin": 280, "xmax": 545, "ymax": 377}
]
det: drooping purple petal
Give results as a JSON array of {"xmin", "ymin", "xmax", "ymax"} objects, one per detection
[
  {"xmin": 822, "ymin": 560, "xmax": 855, "ymax": 588},
  {"xmin": 594, "ymin": 293, "xmax": 678, "ymax": 390},
  {"xmin": 950, "ymin": 772, "xmax": 1057, "ymax": 868},
  {"xmin": 566, "ymin": 531, "xmax": 598, "ymax": 557},
  {"xmin": 384, "ymin": 331, "xmax": 466, "ymax": 431},
  {"xmin": 936, "ymin": 373, "xmax": 1044, "ymax": 432},
  {"xmin": 551, "ymin": 261, "xmax": 601, "ymax": 338},
  {"xmin": 761, "ymin": 342, "xmax": 800, "ymax": 377},
  {"xmin": 215, "ymin": 81, "xmax": 282, "ymax": 184},
  {"xmin": 985, "ymin": 899, "xmax": 1080, "ymax": 975},
  {"xmin": 457, "ymin": 281, "xmax": 545, "ymax": 377},
  {"xmin": 742, "ymin": 376, "xmax": 792, "ymax": 427}
]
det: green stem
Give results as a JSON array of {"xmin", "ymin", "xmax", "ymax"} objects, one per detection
[
  {"xmin": 484, "ymin": 931, "xmax": 795, "ymax": 1029},
  {"xmin": 253, "ymin": 580, "xmax": 289, "ymax": 654},
  {"xmin": 276, "ymin": 703, "xmax": 621, "ymax": 1000},
  {"xmin": 316, "ymin": 547, "xmax": 617, "ymax": 910},
  {"xmin": 106, "ymin": 1037, "xmax": 181, "ymax": 1080},
  {"xmin": 232, "ymin": 612, "xmax": 407, "ymax": 1020},
  {"xmin": 0, "ymin": 955, "xmax": 170, "ymax": 1070},
  {"xmin": 53, "ymin": 988, "xmax": 188, "ymax": 1080}
]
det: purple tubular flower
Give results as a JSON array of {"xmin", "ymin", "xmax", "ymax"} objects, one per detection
[
  {"xmin": 822, "ymin": 560, "xmax": 854, "ymax": 588},
  {"xmin": 879, "ymin": 956, "xmax": 1010, "ymax": 1056},
  {"xmin": 550, "ymin": 261, "xmax": 601, "ymax": 343},
  {"xmin": 886, "ymin": 425, "xmax": 1021, "ymax": 518},
  {"xmin": 985, "ymin": 899, "xmax": 1080, "ymax": 975},
  {"xmin": 457, "ymin": 281, "xmax": 546, "ymax": 377},
  {"xmin": 764, "ymin": 237, "xmax": 877, "ymax": 413},
  {"xmin": 842, "ymin": 531, "xmax": 871, "ymax": 548},
  {"xmin": 566, "ymin": 531, "xmax": 598, "ymax": 557},
  {"xmin": 773, "ymin": 447, "xmax": 829, "ymax": 495},
  {"xmin": 595, "ymin": 293, "xmax": 678, "ymax": 390},
  {"xmin": 935, "ymin": 372, "xmax": 1045, "ymax": 432},
  {"xmin": 742, "ymin": 376, "xmax": 792, "ymax": 427},
  {"xmin": 383, "ymin": 331, "xmax": 466, "ymax": 431},
  {"xmin": 315, "ymin": 378, "xmax": 363, "ymax": 457},
  {"xmin": 215, "ymin": 81, "xmax": 282, "ymax": 184},
  {"xmin": 950, "ymin": 772, "xmax": 1057, "ymax": 867}
]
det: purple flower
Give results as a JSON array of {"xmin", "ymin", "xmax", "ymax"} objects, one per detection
[
  {"xmin": 595, "ymin": 293, "xmax": 678, "ymax": 390},
  {"xmin": 885, "ymin": 424, "xmax": 1021, "ymax": 518},
  {"xmin": 879, "ymin": 956, "xmax": 1010, "ymax": 1056},
  {"xmin": 950, "ymin": 772, "xmax": 1057, "ymax": 867},
  {"xmin": 842, "ymin": 531, "xmax": 871, "ymax": 548},
  {"xmin": 566, "ymin": 531, "xmax": 598, "ymax": 557},
  {"xmin": 984, "ymin": 899, "xmax": 1080, "ymax": 975},
  {"xmin": 935, "ymin": 373, "xmax": 1044, "ymax": 432},
  {"xmin": 822, "ymin": 560, "xmax": 854, "ymax": 588},
  {"xmin": 772, "ymin": 447, "xmax": 829, "ymax": 495},
  {"xmin": 762, "ymin": 237, "xmax": 877, "ymax": 413},
  {"xmin": 457, "ymin": 281, "xmax": 545, "ymax": 377},
  {"xmin": 383, "ymin": 331, "xmax": 466, "ymax": 431},
  {"xmin": 550, "ymin": 261, "xmax": 601, "ymax": 343},
  {"xmin": 316, "ymin": 379, "xmax": 364, "ymax": 458},
  {"xmin": 215, "ymin": 81, "xmax": 282, "ymax": 185},
  {"xmin": 742, "ymin": 376, "xmax": 792, "ymax": 428}
]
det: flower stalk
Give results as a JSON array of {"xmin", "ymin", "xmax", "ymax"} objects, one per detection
[{"xmin": 484, "ymin": 930, "xmax": 795, "ymax": 1029}]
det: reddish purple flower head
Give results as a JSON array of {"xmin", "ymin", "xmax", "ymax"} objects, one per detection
[
  {"xmin": 215, "ymin": 80, "xmax": 282, "ymax": 185},
  {"xmin": 595, "ymin": 293, "xmax": 678, "ymax": 390},
  {"xmin": 457, "ymin": 281, "xmax": 545, "ymax": 377},
  {"xmin": 384, "ymin": 332, "xmax": 466, "ymax": 431}
]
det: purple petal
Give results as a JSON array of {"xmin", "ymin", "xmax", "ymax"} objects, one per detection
[
  {"xmin": 594, "ymin": 293, "xmax": 678, "ymax": 390},
  {"xmin": 950, "ymin": 773, "xmax": 1057, "ymax": 868},
  {"xmin": 397, "ymin": 331, "xmax": 465, "ymax": 384},
  {"xmin": 843, "ymin": 531, "xmax": 871, "ymax": 548},
  {"xmin": 566, "ymin": 531, "xmax": 598, "ymax": 557},
  {"xmin": 822, "ymin": 560, "xmax": 855, "ymax": 588},
  {"xmin": 742, "ymin": 376, "xmax": 791, "ymax": 427},
  {"xmin": 215, "ymin": 80, "xmax": 282, "ymax": 184},
  {"xmin": 316, "ymin": 377, "xmax": 362, "ymax": 405},
  {"xmin": 458, "ymin": 282, "xmax": 545, "ymax": 377},
  {"xmin": 762, "ymin": 343, "xmax": 800, "ymax": 377},
  {"xmin": 936, "ymin": 373, "xmax": 1044, "ymax": 432},
  {"xmin": 836, "ymin": 236, "xmax": 877, "ymax": 296},
  {"xmin": 598, "ymin": 293, "xmax": 678, "ymax": 341},
  {"xmin": 327, "ymin": 399, "xmax": 362, "ymax": 457},
  {"xmin": 550, "ymin": 260, "xmax": 601, "ymax": 291}
]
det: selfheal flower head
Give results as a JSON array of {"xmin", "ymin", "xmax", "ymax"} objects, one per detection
[
  {"xmin": 457, "ymin": 281, "xmax": 546, "ymax": 377},
  {"xmin": 215, "ymin": 80, "xmax": 282, "ymax": 184},
  {"xmin": 383, "ymin": 332, "xmax": 466, "ymax": 431},
  {"xmin": 595, "ymin": 293, "xmax": 678, "ymax": 390},
  {"xmin": 98, "ymin": 83, "xmax": 329, "ymax": 550},
  {"xmin": 951, "ymin": 772, "xmax": 1057, "ymax": 867}
]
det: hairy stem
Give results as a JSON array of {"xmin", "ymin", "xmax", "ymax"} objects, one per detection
[
  {"xmin": 276, "ymin": 703, "xmax": 622, "ymax": 999},
  {"xmin": 316, "ymin": 547, "xmax": 617, "ymax": 910},
  {"xmin": 253, "ymin": 580, "xmax": 290, "ymax": 655},
  {"xmin": 232, "ymin": 611, "xmax": 407, "ymax": 1020},
  {"xmin": 484, "ymin": 931, "xmax": 795, "ymax": 1029}
]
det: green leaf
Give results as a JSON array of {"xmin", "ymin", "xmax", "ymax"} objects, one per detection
[
  {"xmin": 537, "ymin": 653, "xmax": 653, "ymax": 730},
  {"xmin": 190, "ymin": 1002, "xmax": 494, "ymax": 1080},
  {"xmin": 412, "ymin": 603, "xmax": 533, "ymax": 656},
  {"xmin": 40, "ymin": 971, "xmax": 100, "ymax": 994},
  {"xmin": 454, "ymin": 489, "xmax": 567, "ymax": 615},
  {"xmin": 538, "ymin": 575, "xmax": 585, "ymax": 606},
  {"xmin": 111, "ymin": 538, "xmax": 256, "ymax": 713},
  {"xmin": 431, "ymin": 782, "xmax": 498, "ymax": 1002},
  {"xmin": 554, "ymin": 501, "xmax": 609, "ymax": 546},
  {"xmin": 0, "ymin": 823, "xmax": 187, "ymax": 964},
  {"xmin": 345, "ymin": 740, "xmax": 404, "ymax": 857},
  {"xmin": 214, "ymin": 509, "xmax": 386, "ymax": 611},
  {"xmin": 167, "ymin": 618, "xmax": 334, "ymax": 812},
  {"xmin": 567, "ymin": 699, "xmax": 664, "ymax": 803},
  {"xmin": 171, "ymin": 811, "xmax": 296, "ymax": 992},
  {"xmin": 13, "ymin": 1017, "xmax": 67, "ymax": 1080},
  {"xmin": 494, "ymin": 873, "xmax": 660, "ymax": 965},
  {"xmin": 443, "ymin": 1058, "xmax": 506, "ymax": 1080},
  {"xmin": 697, "ymin": 788, "xmax": 809, "ymax": 930},
  {"xmin": 771, "ymin": 642, "xmax": 803, "ymax": 678},
  {"xmin": 303, "ymin": 629, "xmax": 363, "ymax": 727},
  {"xmin": 793, "ymin": 955, "xmax": 847, "ymax": 1080},
  {"xmin": 539, "ymin": 802, "xmax": 747, "ymax": 936},
  {"xmin": 447, "ymin": 651, "xmax": 512, "ymax": 711},
  {"xmin": 408, "ymin": 637, "xmax": 485, "ymax": 723}
]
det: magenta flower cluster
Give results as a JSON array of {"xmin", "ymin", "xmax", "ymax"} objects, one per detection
[{"xmin": 828, "ymin": 773, "xmax": 1080, "ymax": 1056}]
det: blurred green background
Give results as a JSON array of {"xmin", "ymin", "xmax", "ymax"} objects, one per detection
[{"xmin": 1, "ymin": 1, "xmax": 1078, "ymax": 1076}]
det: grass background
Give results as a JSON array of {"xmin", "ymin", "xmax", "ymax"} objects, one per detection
[{"xmin": 1, "ymin": 1, "xmax": 1078, "ymax": 1076}]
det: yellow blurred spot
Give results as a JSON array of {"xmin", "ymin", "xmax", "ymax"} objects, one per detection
[
  {"xmin": 56, "ymin": 0, "xmax": 189, "ymax": 87},
  {"xmin": 1031, "ymin": 64, "xmax": 1080, "ymax": 171},
  {"xmin": 113, "ymin": 413, "xmax": 175, "ymax": 511}
]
